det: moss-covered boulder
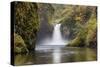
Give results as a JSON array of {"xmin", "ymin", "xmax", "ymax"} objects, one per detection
[{"xmin": 14, "ymin": 33, "xmax": 29, "ymax": 53}]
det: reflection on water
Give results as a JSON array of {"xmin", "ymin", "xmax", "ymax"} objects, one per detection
[
  {"xmin": 53, "ymin": 48, "xmax": 61, "ymax": 63},
  {"xmin": 14, "ymin": 46, "xmax": 97, "ymax": 66}
]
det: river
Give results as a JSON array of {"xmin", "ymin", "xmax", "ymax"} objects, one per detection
[{"xmin": 15, "ymin": 45, "xmax": 97, "ymax": 65}]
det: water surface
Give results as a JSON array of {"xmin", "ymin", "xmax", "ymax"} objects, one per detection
[{"xmin": 15, "ymin": 45, "xmax": 97, "ymax": 65}]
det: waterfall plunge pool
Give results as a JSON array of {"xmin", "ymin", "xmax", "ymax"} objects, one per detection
[
  {"xmin": 15, "ymin": 47, "xmax": 97, "ymax": 65},
  {"xmin": 14, "ymin": 24, "xmax": 97, "ymax": 65}
]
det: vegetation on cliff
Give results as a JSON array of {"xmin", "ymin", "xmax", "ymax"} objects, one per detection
[
  {"xmin": 13, "ymin": 2, "xmax": 97, "ymax": 54},
  {"xmin": 36, "ymin": 3, "xmax": 55, "ymax": 42},
  {"xmin": 59, "ymin": 6, "xmax": 97, "ymax": 47},
  {"xmin": 14, "ymin": 2, "xmax": 55, "ymax": 53},
  {"xmin": 14, "ymin": 2, "xmax": 39, "ymax": 53}
]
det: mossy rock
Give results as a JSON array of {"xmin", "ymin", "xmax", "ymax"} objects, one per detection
[
  {"xmin": 67, "ymin": 36, "xmax": 85, "ymax": 47},
  {"xmin": 14, "ymin": 33, "xmax": 29, "ymax": 53}
]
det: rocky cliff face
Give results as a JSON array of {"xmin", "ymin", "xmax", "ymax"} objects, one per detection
[
  {"xmin": 14, "ymin": 2, "xmax": 39, "ymax": 53},
  {"xmin": 13, "ymin": 2, "xmax": 97, "ymax": 54},
  {"xmin": 14, "ymin": 2, "xmax": 55, "ymax": 53},
  {"xmin": 59, "ymin": 6, "xmax": 97, "ymax": 47},
  {"xmin": 36, "ymin": 3, "xmax": 54, "ymax": 43}
]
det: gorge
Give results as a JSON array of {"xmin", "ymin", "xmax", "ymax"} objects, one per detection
[{"xmin": 13, "ymin": 2, "xmax": 97, "ymax": 65}]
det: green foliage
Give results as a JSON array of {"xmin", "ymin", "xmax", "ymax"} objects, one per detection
[
  {"xmin": 14, "ymin": 33, "xmax": 29, "ymax": 53},
  {"xmin": 14, "ymin": 2, "xmax": 39, "ymax": 51},
  {"xmin": 68, "ymin": 21, "xmax": 96, "ymax": 47},
  {"xmin": 85, "ymin": 13, "xmax": 97, "ymax": 47},
  {"xmin": 59, "ymin": 5, "xmax": 97, "ymax": 48},
  {"xmin": 38, "ymin": 3, "xmax": 54, "ymax": 24},
  {"xmin": 14, "ymin": 2, "xmax": 97, "ymax": 51},
  {"xmin": 68, "ymin": 10, "xmax": 97, "ymax": 47}
]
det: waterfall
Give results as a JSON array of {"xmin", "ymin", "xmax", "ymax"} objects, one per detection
[
  {"xmin": 50, "ymin": 24, "xmax": 66, "ymax": 45},
  {"xmin": 36, "ymin": 23, "xmax": 67, "ymax": 50},
  {"xmin": 37, "ymin": 23, "xmax": 66, "ymax": 46}
]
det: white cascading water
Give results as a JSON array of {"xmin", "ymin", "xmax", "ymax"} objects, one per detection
[
  {"xmin": 50, "ymin": 24, "xmax": 66, "ymax": 45},
  {"xmin": 36, "ymin": 23, "xmax": 67, "ymax": 51},
  {"xmin": 36, "ymin": 24, "xmax": 67, "ymax": 63},
  {"xmin": 38, "ymin": 24, "xmax": 66, "ymax": 46}
]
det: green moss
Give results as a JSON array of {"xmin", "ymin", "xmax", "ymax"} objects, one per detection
[
  {"xmin": 67, "ymin": 37, "xmax": 81, "ymax": 47},
  {"xmin": 14, "ymin": 2, "xmax": 39, "ymax": 51},
  {"xmin": 62, "ymin": 6, "xmax": 97, "ymax": 48},
  {"xmin": 85, "ymin": 14, "xmax": 97, "ymax": 47},
  {"xmin": 14, "ymin": 33, "xmax": 29, "ymax": 53},
  {"xmin": 67, "ymin": 12, "xmax": 97, "ymax": 47}
]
